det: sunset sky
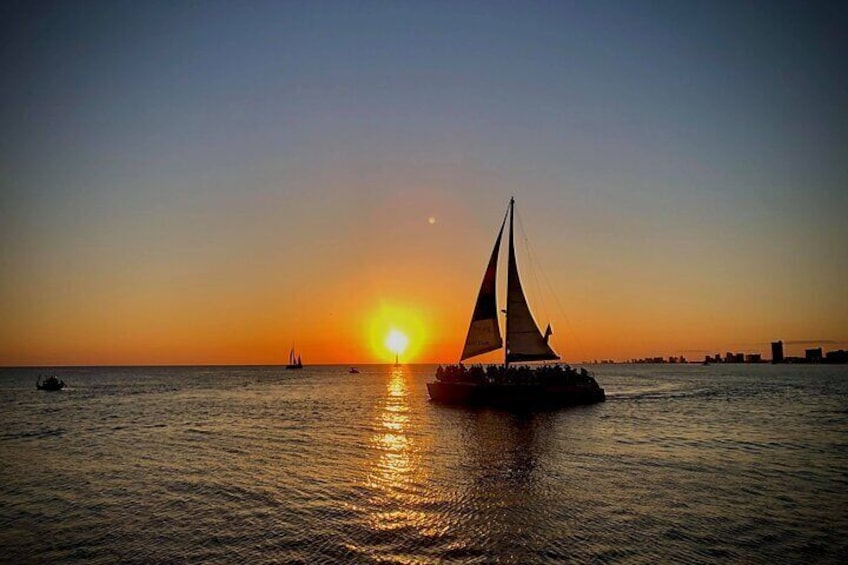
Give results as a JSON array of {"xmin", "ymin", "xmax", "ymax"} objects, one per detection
[{"xmin": 2, "ymin": 1, "xmax": 845, "ymax": 365}]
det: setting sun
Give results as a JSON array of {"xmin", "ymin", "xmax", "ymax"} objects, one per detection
[
  {"xmin": 386, "ymin": 330, "xmax": 409, "ymax": 355},
  {"xmin": 365, "ymin": 302, "xmax": 428, "ymax": 363}
]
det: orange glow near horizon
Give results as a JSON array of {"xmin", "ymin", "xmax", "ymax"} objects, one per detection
[
  {"xmin": 2, "ymin": 275, "xmax": 845, "ymax": 366},
  {"xmin": 1, "ymin": 193, "xmax": 845, "ymax": 366}
]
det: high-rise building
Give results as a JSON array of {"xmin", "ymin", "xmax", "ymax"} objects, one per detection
[{"xmin": 771, "ymin": 340, "xmax": 784, "ymax": 363}]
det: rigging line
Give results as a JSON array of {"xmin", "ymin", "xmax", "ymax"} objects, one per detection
[
  {"xmin": 515, "ymin": 205, "xmax": 588, "ymax": 364},
  {"xmin": 514, "ymin": 206, "xmax": 549, "ymax": 326},
  {"xmin": 538, "ymin": 251, "xmax": 589, "ymax": 364}
]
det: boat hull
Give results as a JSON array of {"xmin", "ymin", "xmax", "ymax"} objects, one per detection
[{"xmin": 427, "ymin": 381, "xmax": 605, "ymax": 408}]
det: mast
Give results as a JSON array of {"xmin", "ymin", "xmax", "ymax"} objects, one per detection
[{"xmin": 505, "ymin": 198, "xmax": 514, "ymax": 368}]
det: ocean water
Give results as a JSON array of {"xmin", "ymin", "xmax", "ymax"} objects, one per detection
[{"xmin": 1, "ymin": 364, "xmax": 846, "ymax": 564}]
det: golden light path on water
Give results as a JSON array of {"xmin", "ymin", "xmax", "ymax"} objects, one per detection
[{"xmin": 364, "ymin": 367, "xmax": 442, "ymax": 540}]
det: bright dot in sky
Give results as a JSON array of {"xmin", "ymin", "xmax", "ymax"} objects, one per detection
[
  {"xmin": 428, "ymin": 216, "xmax": 436, "ymax": 225},
  {"xmin": 386, "ymin": 329, "xmax": 409, "ymax": 355}
]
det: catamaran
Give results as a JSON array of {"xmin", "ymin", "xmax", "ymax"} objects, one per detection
[{"xmin": 427, "ymin": 198, "xmax": 605, "ymax": 407}]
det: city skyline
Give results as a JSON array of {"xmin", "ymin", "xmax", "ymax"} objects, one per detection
[{"xmin": 2, "ymin": 1, "xmax": 846, "ymax": 365}]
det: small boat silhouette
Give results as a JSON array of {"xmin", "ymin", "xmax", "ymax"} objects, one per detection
[{"xmin": 36, "ymin": 375, "xmax": 66, "ymax": 391}]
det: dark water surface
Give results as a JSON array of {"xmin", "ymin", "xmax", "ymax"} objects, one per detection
[{"xmin": 1, "ymin": 364, "xmax": 846, "ymax": 564}]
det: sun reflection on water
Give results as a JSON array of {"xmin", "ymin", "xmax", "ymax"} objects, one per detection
[
  {"xmin": 372, "ymin": 368, "xmax": 414, "ymax": 490},
  {"xmin": 365, "ymin": 367, "xmax": 434, "ymax": 537}
]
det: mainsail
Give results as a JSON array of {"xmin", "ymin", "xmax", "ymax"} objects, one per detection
[
  {"xmin": 505, "ymin": 198, "xmax": 559, "ymax": 363},
  {"xmin": 460, "ymin": 208, "xmax": 508, "ymax": 361}
]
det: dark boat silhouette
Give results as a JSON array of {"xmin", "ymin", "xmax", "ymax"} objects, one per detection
[
  {"xmin": 36, "ymin": 375, "xmax": 66, "ymax": 391},
  {"xmin": 427, "ymin": 198, "xmax": 605, "ymax": 408},
  {"xmin": 285, "ymin": 345, "xmax": 303, "ymax": 370}
]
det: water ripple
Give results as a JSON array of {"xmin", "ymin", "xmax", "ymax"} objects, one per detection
[{"xmin": 1, "ymin": 365, "xmax": 847, "ymax": 563}]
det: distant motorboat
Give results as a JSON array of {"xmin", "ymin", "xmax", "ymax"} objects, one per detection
[
  {"xmin": 348, "ymin": 367, "xmax": 360, "ymax": 374},
  {"xmin": 285, "ymin": 345, "xmax": 303, "ymax": 370},
  {"xmin": 36, "ymin": 375, "xmax": 66, "ymax": 391}
]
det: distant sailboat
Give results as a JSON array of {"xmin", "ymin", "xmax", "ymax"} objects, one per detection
[
  {"xmin": 286, "ymin": 345, "xmax": 303, "ymax": 370},
  {"xmin": 427, "ymin": 198, "xmax": 605, "ymax": 407}
]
